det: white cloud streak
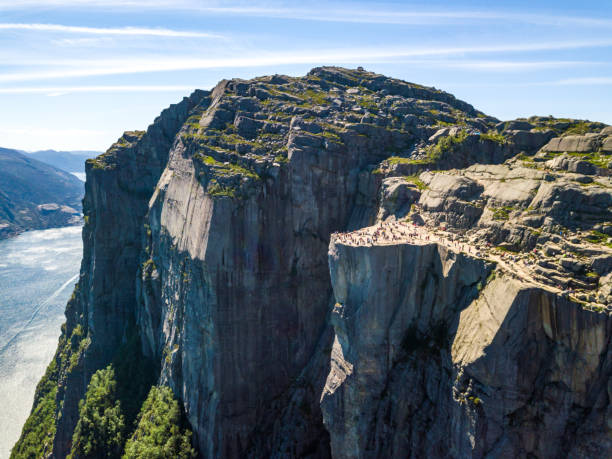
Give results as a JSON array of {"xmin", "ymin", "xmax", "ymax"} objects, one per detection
[
  {"xmin": 0, "ymin": 1, "xmax": 610, "ymax": 28},
  {"xmin": 0, "ymin": 41, "xmax": 610, "ymax": 83},
  {"xmin": 0, "ymin": 85, "xmax": 197, "ymax": 94},
  {"xmin": 550, "ymin": 77, "xmax": 612, "ymax": 85},
  {"xmin": 0, "ymin": 23, "xmax": 223, "ymax": 38},
  {"xmin": 189, "ymin": 6, "xmax": 612, "ymax": 28}
]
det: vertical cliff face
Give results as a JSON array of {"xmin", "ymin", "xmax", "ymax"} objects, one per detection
[
  {"xmin": 323, "ymin": 239, "xmax": 612, "ymax": 458},
  {"xmin": 50, "ymin": 90, "xmax": 210, "ymax": 456},
  {"xmin": 13, "ymin": 67, "xmax": 612, "ymax": 458},
  {"xmin": 322, "ymin": 240, "xmax": 493, "ymax": 457},
  {"xmin": 136, "ymin": 80, "xmax": 387, "ymax": 457}
]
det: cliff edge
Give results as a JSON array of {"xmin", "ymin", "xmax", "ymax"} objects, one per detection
[{"xmin": 12, "ymin": 67, "xmax": 612, "ymax": 458}]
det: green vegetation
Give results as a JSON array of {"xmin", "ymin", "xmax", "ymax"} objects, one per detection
[
  {"xmin": 478, "ymin": 269, "xmax": 497, "ymax": 291},
  {"xmin": 13, "ymin": 322, "xmax": 157, "ymax": 459},
  {"xmin": 219, "ymin": 132, "xmax": 264, "ymax": 149},
  {"xmin": 386, "ymin": 156, "xmax": 430, "ymax": 166},
  {"xmin": 87, "ymin": 157, "xmax": 110, "ymax": 170},
  {"xmin": 567, "ymin": 151, "xmax": 610, "ymax": 169},
  {"xmin": 123, "ymin": 386, "xmax": 197, "ymax": 459},
  {"xmin": 562, "ymin": 121, "xmax": 602, "ymax": 136},
  {"xmin": 358, "ymin": 96, "xmax": 378, "ymax": 111},
  {"xmin": 207, "ymin": 180, "xmax": 236, "ymax": 198},
  {"xmin": 274, "ymin": 153, "xmax": 289, "ymax": 163},
  {"xmin": 68, "ymin": 330, "xmax": 156, "ymax": 457},
  {"xmin": 196, "ymin": 154, "xmax": 260, "ymax": 180},
  {"xmin": 480, "ymin": 131, "xmax": 507, "ymax": 145},
  {"xmin": 423, "ymin": 130, "xmax": 469, "ymax": 163},
  {"xmin": 491, "ymin": 206, "xmax": 514, "ymax": 221},
  {"xmin": 586, "ymin": 230, "xmax": 612, "ymax": 248},
  {"xmin": 322, "ymin": 130, "xmax": 342, "ymax": 143},
  {"xmin": 10, "ymin": 360, "xmax": 59, "ymax": 458},
  {"xmin": 142, "ymin": 258, "xmax": 156, "ymax": 273},
  {"xmin": 68, "ymin": 324, "xmax": 91, "ymax": 370},
  {"xmin": 69, "ymin": 331, "xmax": 155, "ymax": 457},
  {"xmin": 69, "ymin": 366, "xmax": 126, "ymax": 458},
  {"xmin": 541, "ymin": 150, "xmax": 611, "ymax": 170},
  {"xmin": 529, "ymin": 117, "xmax": 604, "ymax": 136},
  {"xmin": 496, "ymin": 245, "xmax": 519, "ymax": 253},
  {"xmin": 404, "ymin": 175, "xmax": 427, "ymax": 190},
  {"xmin": 303, "ymin": 89, "xmax": 328, "ymax": 105}
]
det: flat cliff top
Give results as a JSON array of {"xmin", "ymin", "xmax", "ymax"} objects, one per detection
[{"xmin": 91, "ymin": 66, "xmax": 611, "ymax": 311}]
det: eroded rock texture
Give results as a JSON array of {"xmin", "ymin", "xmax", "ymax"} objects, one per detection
[
  {"xmin": 13, "ymin": 67, "xmax": 612, "ymax": 458},
  {"xmin": 323, "ymin": 242, "xmax": 611, "ymax": 458}
]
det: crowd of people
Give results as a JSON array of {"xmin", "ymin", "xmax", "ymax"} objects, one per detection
[
  {"xmin": 331, "ymin": 219, "xmax": 605, "ymax": 306},
  {"xmin": 332, "ymin": 220, "xmax": 433, "ymax": 247}
]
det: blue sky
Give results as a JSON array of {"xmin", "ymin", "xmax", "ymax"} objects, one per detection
[{"xmin": 0, "ymin": 0, "xmax": 611, "ymax": 151}]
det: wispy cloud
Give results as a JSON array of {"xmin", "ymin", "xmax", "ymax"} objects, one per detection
[
  {"xmin": 189, "ymin": 6, "xmax": 612, "ymax": 28},
  {"xmin": 1, "ymin": 41, "xmax": 610, "ymax": 83},
  {"xmin": 550, "ymin": 77, "xmax": 612, "ymax": 85},
  {"xmin": 0, "ymin": 85, "xmax": 197, "ymax": 95},
  {"xmin": 1, "ymin": 1, "xmax": 611, "ymax": 28},
  {"xmin": 395, "ymin": 60, "xmax": 601, "ymax": 71},
  {"xmin": 0, "ymin": 23, "xmax": 223, "ymax": 38}
]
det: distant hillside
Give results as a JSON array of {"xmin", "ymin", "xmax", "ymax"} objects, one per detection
[
  {"xmin": 0, "ymin": 147, "xmax": 84, "ymax": 239},
  {"xmin": 26, "ymin": 149, "xmax": 99, "ymax": 173}
]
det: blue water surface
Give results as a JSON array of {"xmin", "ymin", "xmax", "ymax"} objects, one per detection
[{"xmin": 0, "ymin": 226, "xmax": 82, "ymax": 458}]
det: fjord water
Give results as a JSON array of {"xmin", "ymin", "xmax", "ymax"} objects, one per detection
[{"xmin": 0, "ymin": 226, "xmax": 82, "ymax": 458}]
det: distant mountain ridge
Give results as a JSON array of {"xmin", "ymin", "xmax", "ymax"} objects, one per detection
[
  {"xmin": 25, "ymin": 150, "xmax": 99, "ymax": 173},
  {"xmin": 0, "ymin": 147, "xmax": 84, "ymax": 239}
]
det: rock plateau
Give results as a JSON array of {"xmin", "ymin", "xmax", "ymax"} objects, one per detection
[{"xmin": 12, "ymin": 67, "xmax": 612, "ymax": 458}]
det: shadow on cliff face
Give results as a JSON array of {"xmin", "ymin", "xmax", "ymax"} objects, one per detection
[
  {"xmin": 455, "ymin": 284, "xmax": 612, "ymax": 457},
  {"xmin": 322, "ymin": 239, "xmax": 612, "ymax": 458},
  {"xmin": 321, "ymin": 242, "xmax": 494, "ymax": 458}
]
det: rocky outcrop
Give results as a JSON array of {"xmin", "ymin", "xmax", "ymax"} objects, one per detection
[
  {"xmin": 13, "ymin": 67, "xmax": 612, "ymax": 458},
  {"xmin": 322, "ymin": 239, "xmax": 612, "ymax": 458},
  {"xmin": 0, "ymin": 147, "xmax": 83, "ymax": 239}
]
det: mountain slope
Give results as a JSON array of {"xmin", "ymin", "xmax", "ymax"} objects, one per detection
[
  {"xmin": 0, "ymin": 147, "xmax": 83, "ymax": 239},
  {"xmin": 12, "ymin": 67, "xmax": 612, "ymax": 458},
  {"xmin": 26, "ymin": 150, "xmax": 99, "ymax": 173}
]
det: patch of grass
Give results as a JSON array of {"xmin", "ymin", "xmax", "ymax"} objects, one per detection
[
  {"xmin": 585, "ymin": 230, "xmax": 612, "ymax": 248},
  {"xmin": 571, "ymin": 151, "xmax": 610, "ymax": 169},
  {"xmin": 562, "ymin": 121, "xmax": 603, "ymax": 136},
  {"xmin": 274, "ymin": 154, "xmax": 289, "ymax": 164},
  {"xmin": 357, "ymin": 95, "xmax": 378, "ymax": 111},
  {"xmin": 303, "ymin": 89, "xmax": 328, "ymax": 105},
  {"xmin": 404, "ymin": 175, "xmax": 428, "ymax": 190},
  {"xmin": 491, "ymin": 205, "xmax": 514, "ymax": 221},
  {"xmin": 480, "ymin": 131, "xmax": 507, "ymax": 145},
  {"xmin": 423, "ymin": 129, "xmax": 469, "ymax": 163},
  {"xmin": 196, "ymin": 154, "xmax": 260, "ymax": 180},
  {"xmin": 207, "ymin": 180, "xmax": 236, "ymax": 198},
  {"xmin": 322, "ymin": 130, "xmax": 342, "ymax": 143}
]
